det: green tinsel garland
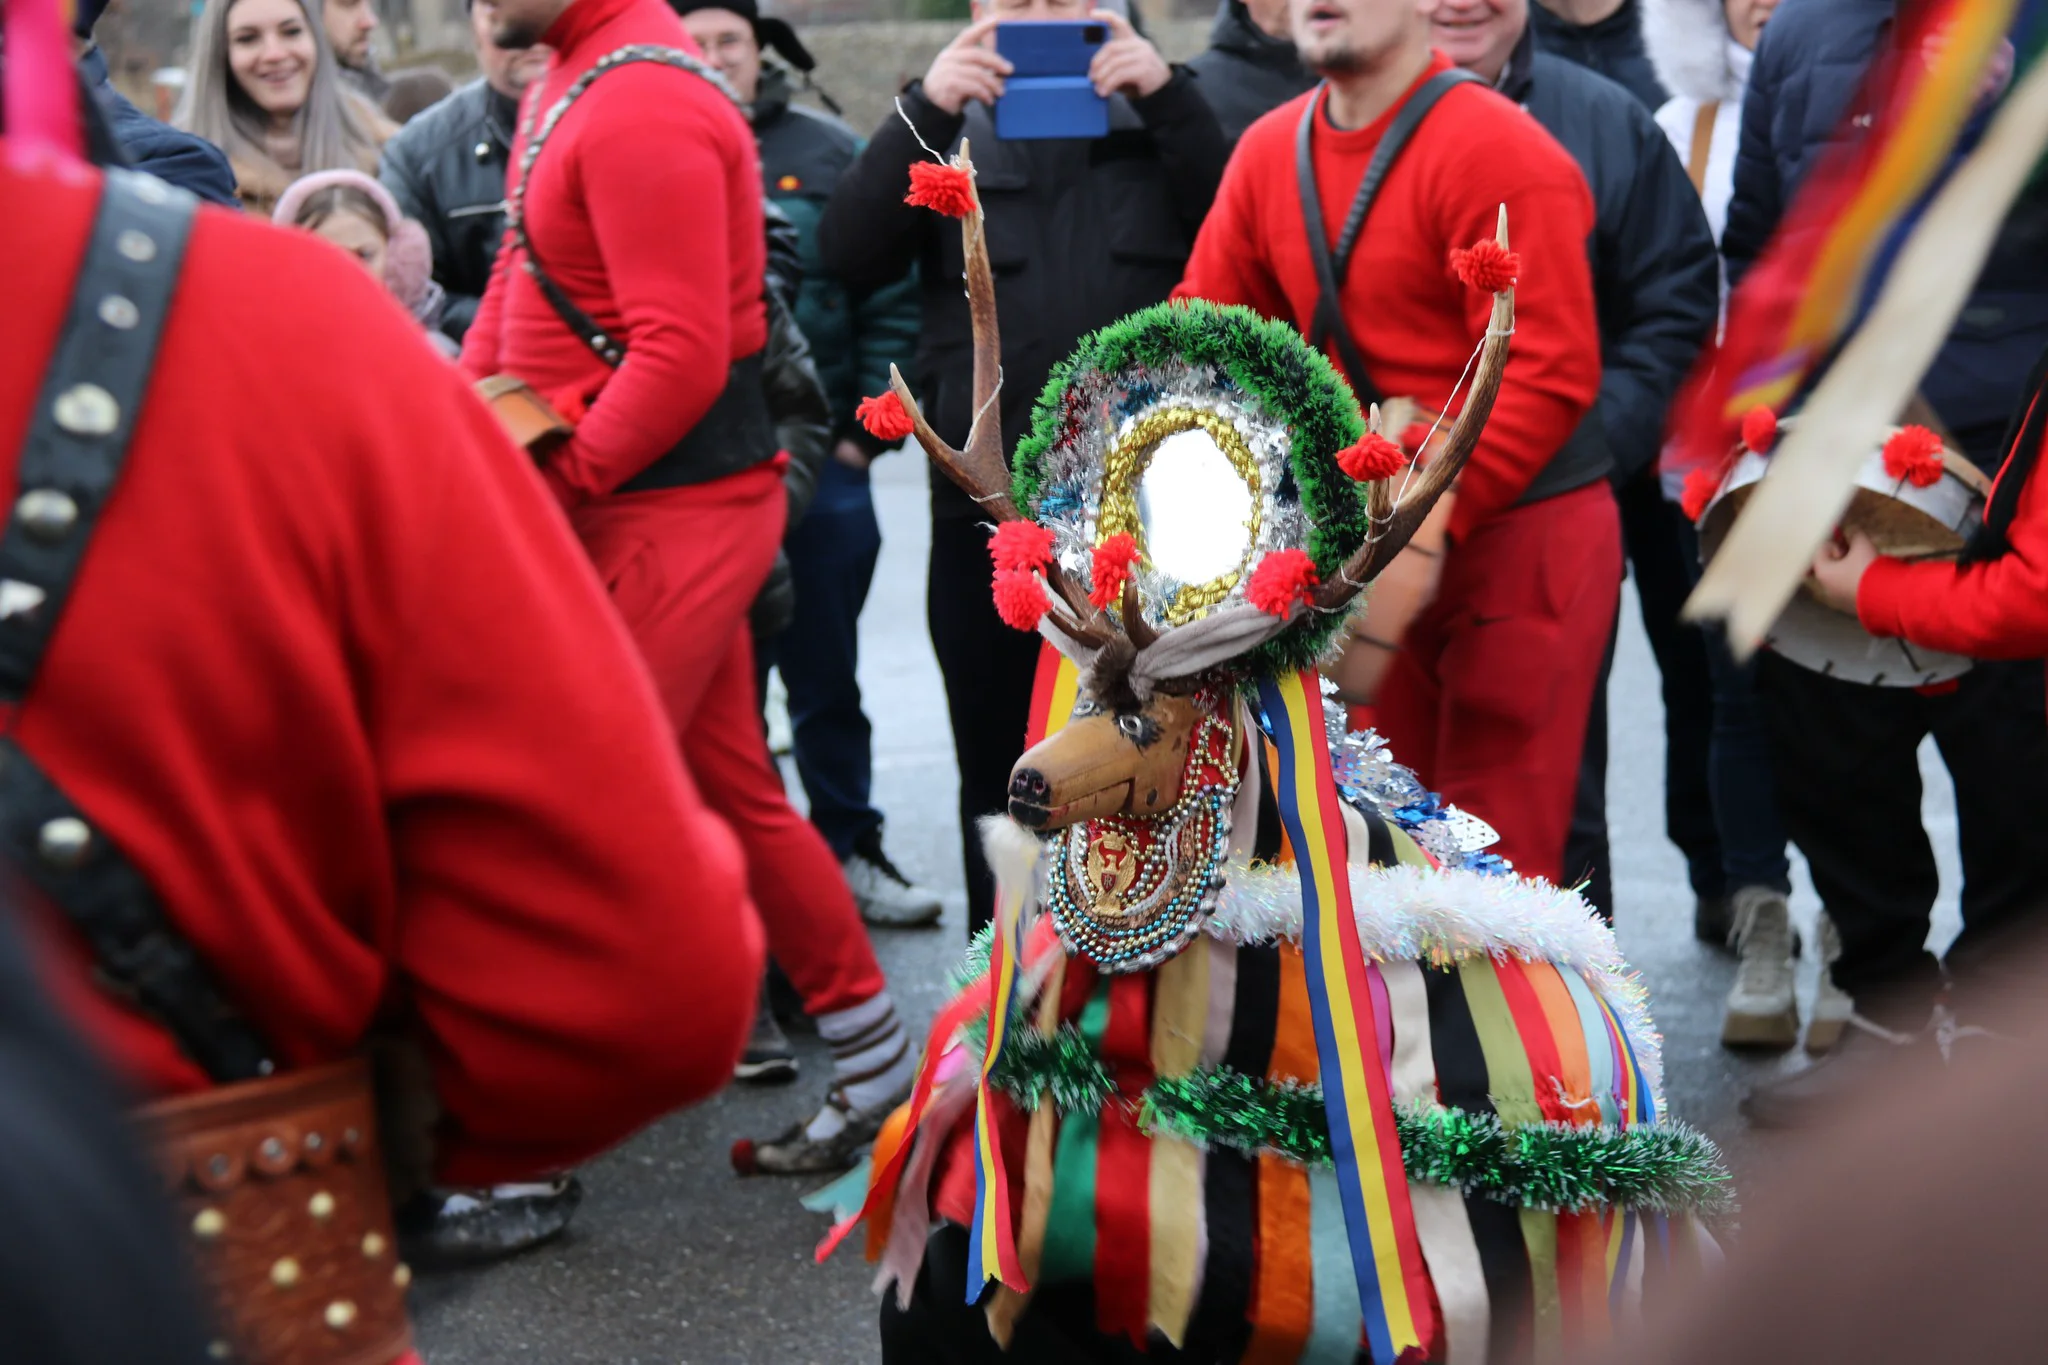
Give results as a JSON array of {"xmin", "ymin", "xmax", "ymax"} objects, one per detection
[
  {"xmin": 1008, "ymin": 300, "xmax": 1369, "ymax": 676},
  {"xmin": 1142, "ymin": 1069, "xmax": 1733, "ymax": 1217},
  {"xmin": 937, "ymin": 940, "xmax": 1733, "ymax": 1216}
]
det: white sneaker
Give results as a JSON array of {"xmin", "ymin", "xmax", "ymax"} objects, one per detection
[
  {"xmin": 764, "ymin": 671, "xmax": 793, "ymax": 757},
  {"xmin": 1807, "ymin": 912, "xmax": 1855, "ymax": 1054},
  {"xmin": 843, "ymin": 844, "xmax": 942, "ymax": 928},
  {"xmin": 1722, "ymin": 886, "xmax": 1799, "ymax": 1050}
]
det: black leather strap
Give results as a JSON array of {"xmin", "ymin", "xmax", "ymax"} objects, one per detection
[
  {"xmin": 0, "ymin": 172, "xmax": 272, "ymax": 1083},
  {"xmin": 617, "ymin": 351, "xmax": 776, "ymax": 492},
  {"xmin": 1296, "ymin": 70, "xmax": 1481, "ymax": 401}
]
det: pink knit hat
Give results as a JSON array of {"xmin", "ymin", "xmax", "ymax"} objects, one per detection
[{"xmin": 273, "ymin": 169, "xmax": 435, "ymax": 314}]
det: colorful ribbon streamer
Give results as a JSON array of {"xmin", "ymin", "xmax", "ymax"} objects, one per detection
[
  {"xmin": 1255, "ymin": 670, "xmax": 1434, "ymax": 1364},
  {"xmin": 1667, "ymin": 0, "xmax": 2023, "ymax": 481},
  {"xmin": 966, "ymin": 868, "xmax": 1029, "ymax": 1297}
]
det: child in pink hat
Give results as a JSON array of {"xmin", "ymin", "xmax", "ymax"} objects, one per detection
[{"xmin": 275, "ymin": 169, "xmax": 457, "ymax": 356}]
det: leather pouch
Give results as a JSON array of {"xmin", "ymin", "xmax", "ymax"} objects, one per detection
[{"xmin": 136, "ymin": 1058, "xmax": 413, "ymax": 1365}]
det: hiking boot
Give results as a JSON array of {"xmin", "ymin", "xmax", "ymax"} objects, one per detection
[
  {"xmin": 1694, "ymin": 893, "xmax": 1732, "ymax": 949},
  {"xmin": 397, "ymin": 1176, "xmax": 583, "ymax": 1269},
  {"xmin": 1741, "ymin": 1015, "xmax": 1921, "ymax": 1129},
  {"xmin": 735, "ymin": 996, "xmax": 799, "ymax": 1085},
  {"xmin": 844, "ymin": 838, "xmax": 942, "ymax": 928},
  {"xmin": 1807, "ymin": 912, "xmax": 1855, "ymax": 1054},
  {"xmin": 1721, "ymin": 886, "xmax": 1798, "ymax": 1050},
  {"xmin": 730, "ymin": 1082, "xmax": 910, "ymax": 1176}
]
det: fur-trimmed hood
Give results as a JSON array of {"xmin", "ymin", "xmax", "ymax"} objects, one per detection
[{"xmin": 1641, "ymin": 0, "xmax": 1746, "ymax": 104}]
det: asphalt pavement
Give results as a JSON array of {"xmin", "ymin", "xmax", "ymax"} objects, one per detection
[{"xmin": 412, "ymin": 452, "xmax": 1963, "ymax": 1364}]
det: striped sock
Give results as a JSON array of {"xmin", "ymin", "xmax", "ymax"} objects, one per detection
[{"xmin": 807, "ymin": 993, "xmax": 913, "ymax": 1139}]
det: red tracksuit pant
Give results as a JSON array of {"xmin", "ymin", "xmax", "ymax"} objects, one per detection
[
  {"xmin": 572, "ymin": 463, "xmax": 883, "ymax": 1016},
  {"xmin": 1374, "ymin": 480, "xmax": 1622, "ymax": 884}
]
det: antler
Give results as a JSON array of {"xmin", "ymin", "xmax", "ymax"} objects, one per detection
[
  {"xmin": 1311, "ymin": 205, "xmax": 1517, "ymax": 612},
  {"xmin": 887, "ymin": 140, "xmax": 1114, "ymax": 646}
]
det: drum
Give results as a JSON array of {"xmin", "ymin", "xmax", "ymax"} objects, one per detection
[{"xmin": 1698, "ymin": 429, "xmax": 1991, "ymax": 686}]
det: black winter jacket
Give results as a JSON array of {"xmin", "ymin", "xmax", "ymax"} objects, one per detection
[
  {"xmin": 819, "ymin": 74, "xmax": 1228, "ymax": 521},
  {"xmin": 1724, "ymin": 0, "xmax": 2048, "ymax": 457},
  {"xmin": 378, "ymin": 78, "xmax": 519, "ymax": 344},
  {"xmin": 1502, "ymin": 31, "xmax": 1719, "ymax": 483},
  {"xmin": 1185, "ymin": 0, "xmax": 1315, "ymax": 149},
  {"xmin": 78, "ymin": 49, "xmax": 238, "ymax": 208},
  {"xmin": 1530, "ymin": 0, "xmax": 1666, "ymax": 110}
]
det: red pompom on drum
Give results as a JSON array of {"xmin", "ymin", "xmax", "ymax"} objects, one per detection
[{"xmin": 1695, "ymin": 420, "xmax": 1993, "ymax": 685}]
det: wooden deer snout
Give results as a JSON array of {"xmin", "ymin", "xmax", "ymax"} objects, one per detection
[{"xmin": 1006, "ymin": 690, "xmax": 1208, "ymax": 830}]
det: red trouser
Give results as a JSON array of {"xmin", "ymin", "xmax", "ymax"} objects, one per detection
[
  {"xmin": 572, "ymin": 464, "xmax": 883, "ymax": 1016},
  {"xmin": 1374, "ymin": 480, "xmax": 1622, "ymax": 884}
]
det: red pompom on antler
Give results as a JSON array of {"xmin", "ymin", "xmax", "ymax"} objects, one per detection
[
  {"xmin": 1882, "ymin": 425, "xmax": 1946, "ymax": 488},
  {"xmin": 1089, "ymin": 533, "xmax": 1141, "ymax": 609},
  {"xmin": 1337, "ymin": 432, "xmax": 1409, "ymax": 482},
  {"xmin": 992, "ymin": 569, "xmax": 1051, "ymax": 631},
  {"xmin": 905, "ymin": 161, "xmax": 977, "ymax": 218},
  {"xmin": 1679, "ymin": 467, "xmax": 1722, "ymax": 523},
  {"xmin": 857, "ymin": 390, "xmax": 916, "ymax": 442},
  {"xmin": 990, "ymin": 520, "xmax": 1056, "ymax": 573},
  {"xmin": 1449, "ymin": 237, "xmax": 1521, "ymax": 293},
  {"xmin": 1246, "ymin": 548, "xmax": 1320, "ymax": 619},
  {"xmin": 1740, "ymin": 406, "xmax": 1779, "ymax": 455}
]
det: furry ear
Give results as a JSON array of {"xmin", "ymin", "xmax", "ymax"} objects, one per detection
[{"xmin": 385, "ymin": 218, "xmax": 436, "ymax": 314}]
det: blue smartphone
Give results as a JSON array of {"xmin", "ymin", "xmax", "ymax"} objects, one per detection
[{"xmin": 994, "ymin": 20, "xmax": 1110, "ymax": 140}]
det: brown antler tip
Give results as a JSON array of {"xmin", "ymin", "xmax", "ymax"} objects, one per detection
[
  {"xmin": 1495, "ymin": 203, "xmax": 1508, "ymax": 249},
  {"xmin": 1367, "ymin": 401, "xmax": 1382, "ymax": 434}
]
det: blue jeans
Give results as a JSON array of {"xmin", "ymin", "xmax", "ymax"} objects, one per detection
[{"xmin": 771, "ymin": 459, "xmax": 884, "ymax": 860}]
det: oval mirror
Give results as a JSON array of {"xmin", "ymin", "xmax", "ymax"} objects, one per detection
[{"xmin": 1135, "ymin": 428, "xmax": 1254, "ymax": 586}]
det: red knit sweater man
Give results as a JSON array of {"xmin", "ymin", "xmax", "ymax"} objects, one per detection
[
  {"xmin": 462, "ymin": 0, "xmax": 912, "ymax": 1172},
  {"xmin": 1175, "ymin": 0, "xmax": 1608, "ymax": 883}
]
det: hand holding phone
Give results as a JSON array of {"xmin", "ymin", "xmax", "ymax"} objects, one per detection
[
  {"xmin": 922, "ymin": 16, "xmax": 1013, "ymax": 117},
  {"xmin": 1086, "ymin": 11, "xmax": 1170, "ymax": 100}
]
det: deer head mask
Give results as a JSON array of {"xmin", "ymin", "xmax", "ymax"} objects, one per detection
[{"xmin": 882, "ymin": 144, "xmax": 1515, "ymax": 968}]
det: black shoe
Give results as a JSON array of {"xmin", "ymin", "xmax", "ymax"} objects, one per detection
[
  {"xmin": 397, "ymin": 1176, "xmax": 584, "ymax": 1269},
  {"xmin": 735, "ymin": 997, "xmax": 799, "ymax": 1085},
  {"xmin": 1694, "ymin": 893, "xmax": 1733, "ymax": 948}
]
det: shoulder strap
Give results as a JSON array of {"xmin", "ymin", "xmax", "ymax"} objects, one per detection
[
  {"xmin": 1296, "ymin": 69, "xmax": 1482, "ymax": 403},
  {"xmin": 507, "ymin": 44, "xmax": 743, "ymax": 368},
  {"xmin": 1686, "ymin": 101, "xmax": 1718, "ymax": 195},
  {"xmin": 0, "ymin": 172, "xmax": 272, "ymax": 1084}
]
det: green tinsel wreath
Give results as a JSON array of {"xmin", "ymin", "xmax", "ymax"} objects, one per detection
[{"xmin": 1009, "ymin": 300, "xmax": 1370, "ymax": 676}]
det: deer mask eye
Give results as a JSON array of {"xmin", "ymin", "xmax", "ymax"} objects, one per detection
[
  {"xmin": 1116, "ymin": 712, "xmax": 1160, "ymax": 747},
  {"xmin": 1072, "ymin": 698, "xmax": 1101, "ymax": 718}
]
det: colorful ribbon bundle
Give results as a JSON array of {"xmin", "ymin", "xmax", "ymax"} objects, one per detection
[
  {"xmin": 1256, "ymin": 669, "xmax": 1435, "ymax": 1364},
  {"xmin": 1667, "ymin": 0, "xmax": 2025, "ymax": 483}
]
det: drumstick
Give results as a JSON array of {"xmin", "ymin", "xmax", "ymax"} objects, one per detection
[{"xmin": 1684, "ymin": 53, "xmax": 2048, "ymax": 657}]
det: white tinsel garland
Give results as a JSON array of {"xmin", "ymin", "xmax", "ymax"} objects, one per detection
[{"xmin": 1203, "ymin": 860, "xmax": 1666, "ymax": 1110}]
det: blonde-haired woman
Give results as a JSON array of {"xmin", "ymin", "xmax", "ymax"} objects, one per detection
[{"xmin": 176, "ymin": 0, "xmax": 397, "ymax": 216}]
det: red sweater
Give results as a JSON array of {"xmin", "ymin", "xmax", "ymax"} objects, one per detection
[
  {"xmin": 460, "ymin": 0, "xmax": 767, "ymax": 508},
  {"xmin": 1859, "ymin": 428, "xmax": 2048, "ymax": 660},
  {"xmin": 1174, "ymin": 54, "xmax": 1601, "ymax": 541},
  {"xmin": 3, "ymin": 157, "xmax": 763, "ymax": 1186}
]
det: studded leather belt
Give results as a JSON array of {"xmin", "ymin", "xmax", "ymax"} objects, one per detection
[{"xmin": 136, "ymin": 1058, "xmax": 413, "ymax": 1365}]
